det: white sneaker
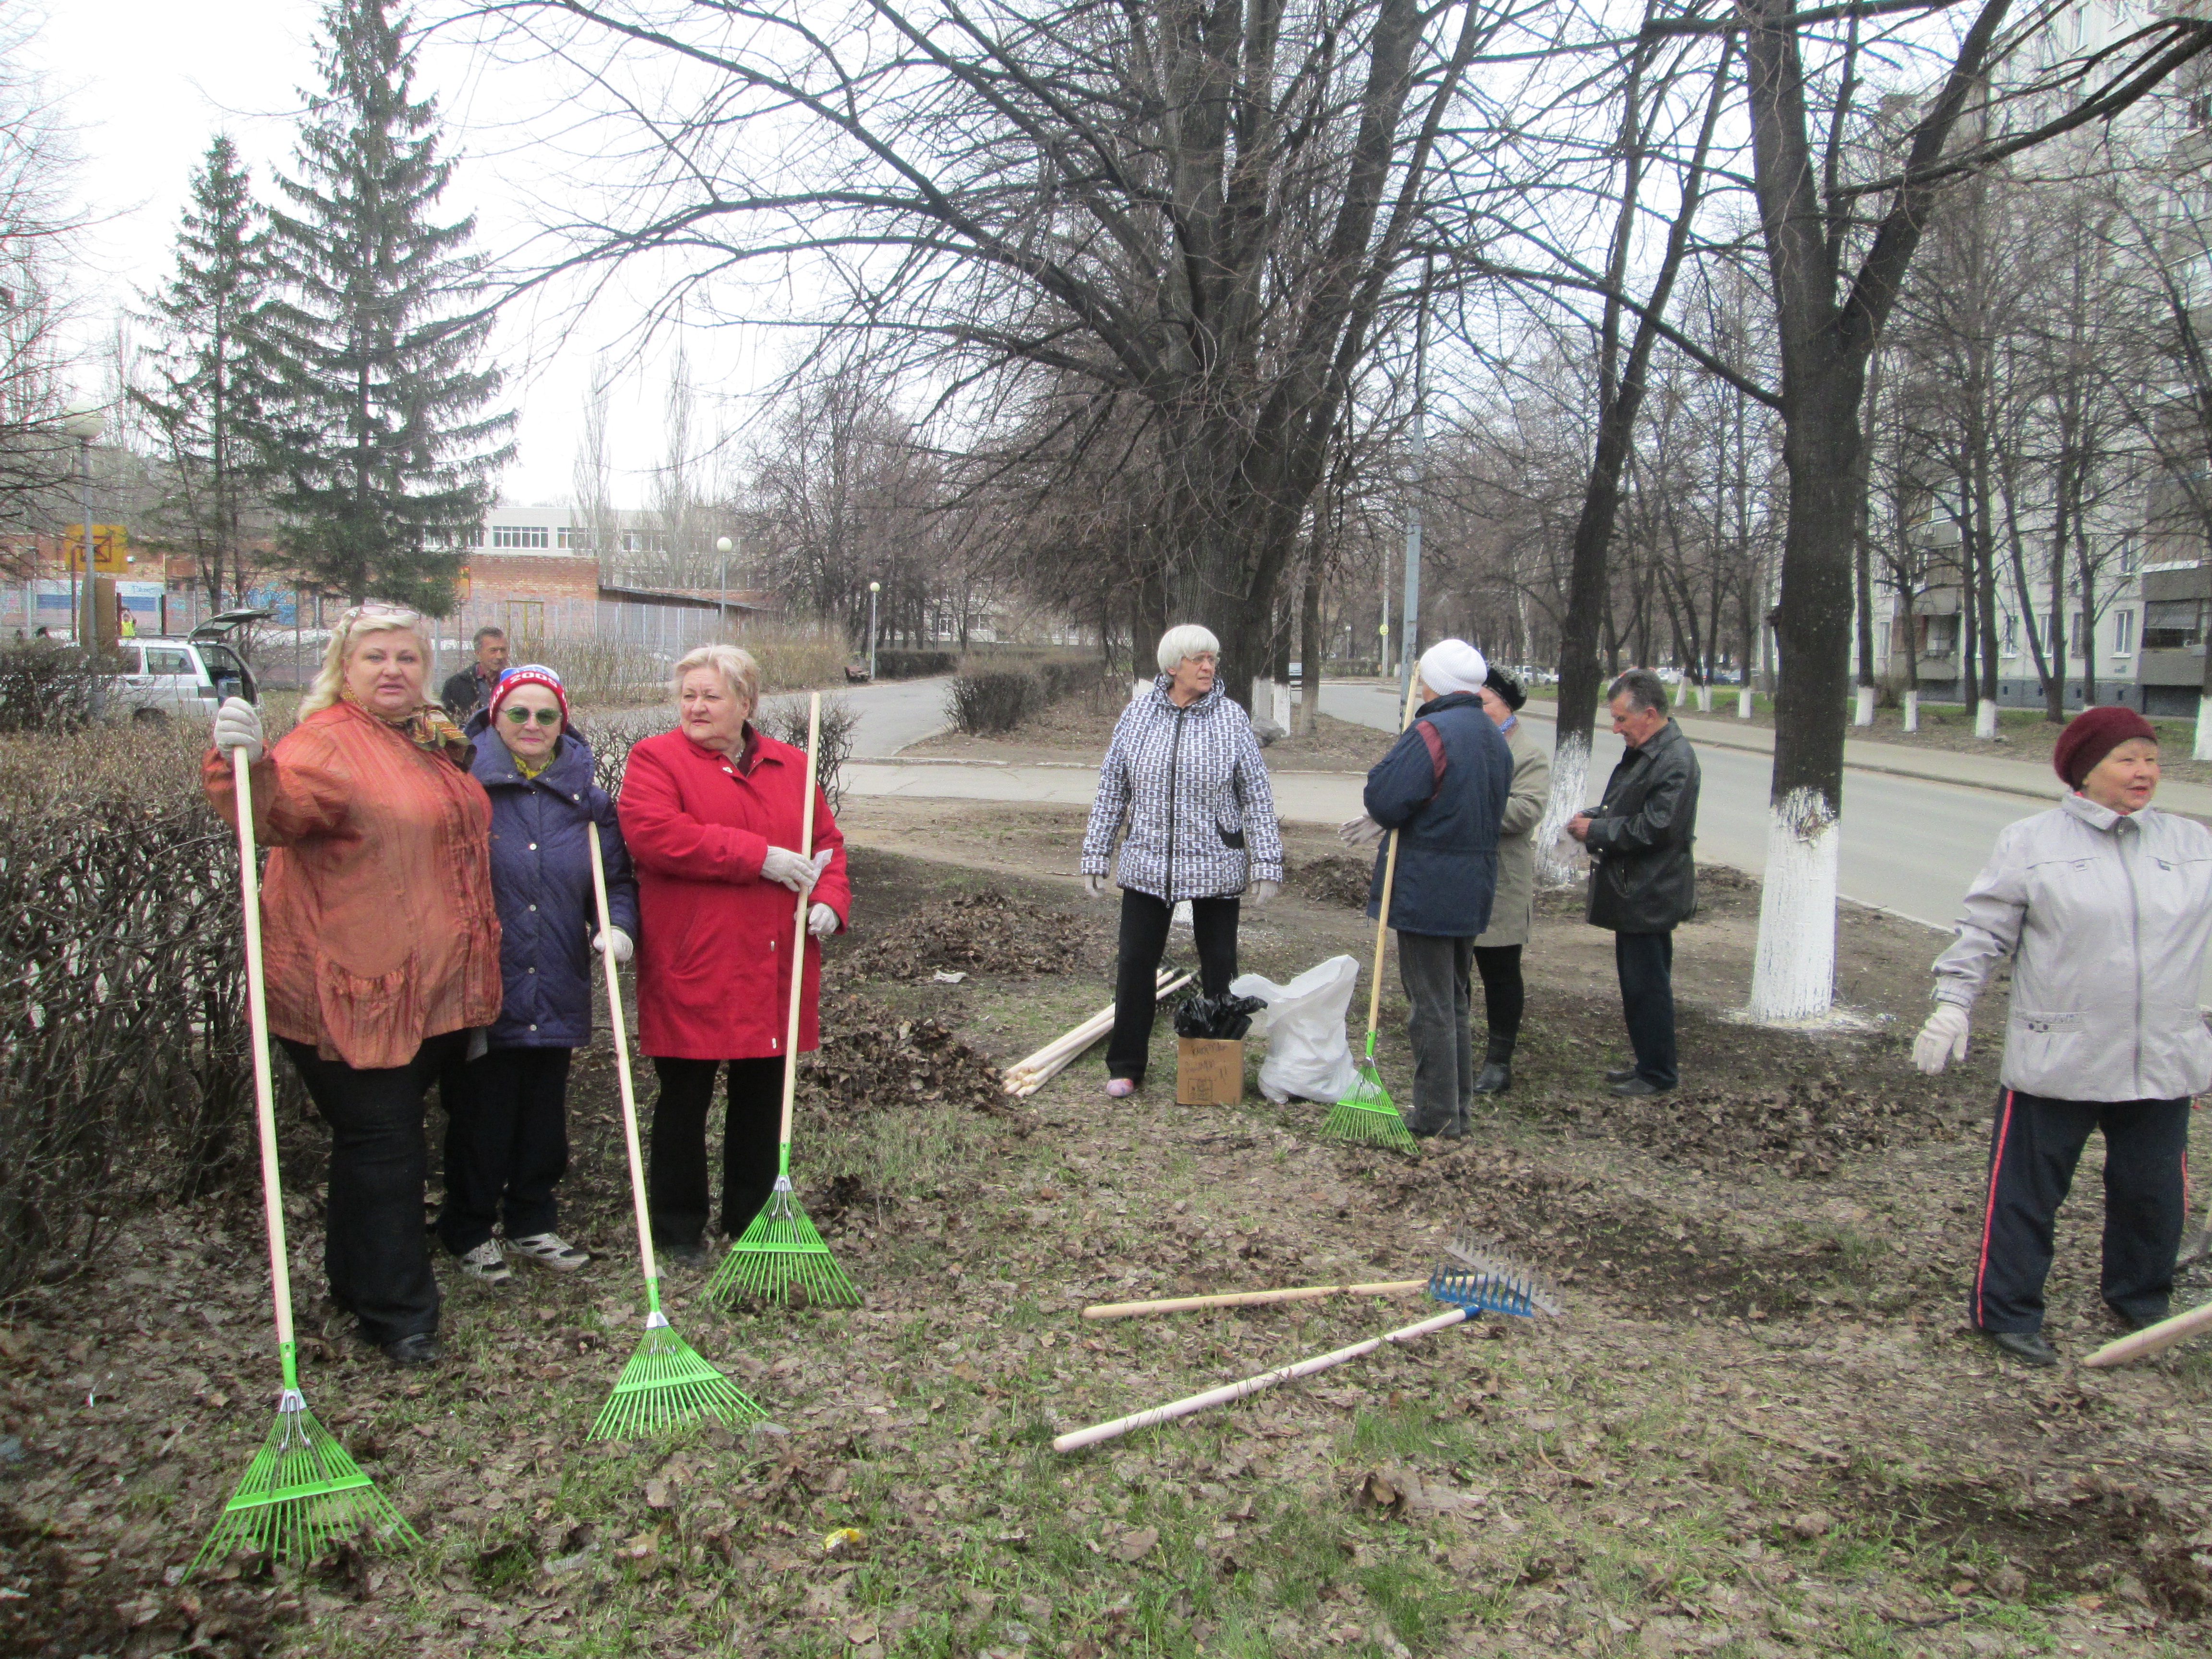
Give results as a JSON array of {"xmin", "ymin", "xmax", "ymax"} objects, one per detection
[
  {"xmin": 507, "ymin": 1232, "xmax": 591, "ymax": 1272},
  {"xmin": 458, "ymin": 1240, "xmax": 512, "ymax": 1283}
]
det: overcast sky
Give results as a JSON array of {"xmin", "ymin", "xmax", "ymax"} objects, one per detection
[{"xmin": 29, "ymin": 0, "xmax": 742, "ymax": 512}]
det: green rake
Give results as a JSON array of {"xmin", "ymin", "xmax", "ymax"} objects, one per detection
[
  {"xmin": 706, "ymin": 691, "xmax": 861, "ymax": 1310},
  {"xmin": 193, "ymin": 750, "xmax": 417, "ymax": 1573},
  {"xmin": 1323, "ymin": 680, "xmax": 1423, "ymax": 1152},
  {"xmin": 587, "ymin": 822, "xmax": 763, "ymax": 1439}
]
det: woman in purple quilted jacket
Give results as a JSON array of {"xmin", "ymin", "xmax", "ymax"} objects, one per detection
[{"xmin": 1078, "ymin": 625, "xmax": 1284, "ymax": 1096}]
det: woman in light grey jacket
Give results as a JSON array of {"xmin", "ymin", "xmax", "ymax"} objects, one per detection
[
  {"xmin": 1080, "ymin": 625, "xmax": 1285, "ymax": 1095},
  {"xmin": 1913, "ymin": 706, "xmax": 2212, "ymax": 1368}
]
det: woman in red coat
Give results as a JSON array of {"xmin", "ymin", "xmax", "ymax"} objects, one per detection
[{"xmin": 618, "ymin": 642, "xmax": 851, "ymax": 1262}]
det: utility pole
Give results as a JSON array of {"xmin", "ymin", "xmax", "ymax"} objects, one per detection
[{"xmin": 1397, "ymin": 260, "xmax": 1431, "ymax": 705}]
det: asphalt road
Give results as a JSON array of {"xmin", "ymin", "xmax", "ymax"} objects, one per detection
[
  {"xmin": 839, "ymin": 675, "xmax": 956, "ymax": 757},
  {"xmin": 1317, "ymin": 681, "xmax": 2034, "ymax": 930}
]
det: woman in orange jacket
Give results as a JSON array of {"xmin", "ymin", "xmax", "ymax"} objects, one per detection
[{"xmin": 205, "ymin": 603, "xmax": 499, "ymax": 1369}]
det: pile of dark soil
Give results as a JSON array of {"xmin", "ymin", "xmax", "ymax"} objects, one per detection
[
  {"xmin": 799, "ymin": 987, "xmax": 1010, "ymax": 1116},
  {"xmin": 835, "ymin": 889, "xmax": 1101, "ymax": 979},
  {"xmin": 1547, "ymin": 1072, "xmax": 1958, "ymax": 1178},
  {"xmin": 1290, "ymin": 854, "xmax": 1372, "ymax": 909}
]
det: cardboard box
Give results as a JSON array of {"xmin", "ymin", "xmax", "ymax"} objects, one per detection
[{"xmin": 1175, "ymin": 1038, "xmax": 1244, "ymax": 1106}]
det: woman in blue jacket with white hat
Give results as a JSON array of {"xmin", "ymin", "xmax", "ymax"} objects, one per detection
[{"xmin": 442, "ymin": 663, "xmax": 638, "ymax": 1283}]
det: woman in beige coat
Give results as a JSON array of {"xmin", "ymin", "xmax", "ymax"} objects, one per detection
[{"xmin": 1472, "ymin": 667, "xmax": 1551, "ymax": 1094}]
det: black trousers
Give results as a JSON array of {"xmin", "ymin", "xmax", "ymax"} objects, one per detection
[
  {"xmin": 1398, "ymin": 932, "xmax": 1474, "ymax": 1134},
  {"xmin": 1613, "ymin": 930, "xmax": 1677, "ymax": 1088},
  {"xmin": 1472, "ymin": 944, "xmax": 1524, "ymax": 1059},
  {"xmin": 280, "ymin": 1032, "xmax": 465, "ymax": 1347},
  {"xmin": 436, "ymin": 1046, "xmax": 573, "ymax": 1256},
  {"xmin": 648, "ymin": 1055, "xmax": 785, "ymax": 1246},
  {"xmin": 1107, "ymin": 890, "xmax": 1240, "ymax": 1082},
  {"xmin": 1971, "ymin": 1089, "xmax": 2190, "ymax": 1333}
]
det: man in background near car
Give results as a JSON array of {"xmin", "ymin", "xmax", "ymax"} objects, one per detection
[
  {"xmin": 441, "ymin": 626, "xmax": 508, "ymax": 720},
  {"xmin": 1568, "ymin": 668, "xmax": 1700, "ymax": 1097}
]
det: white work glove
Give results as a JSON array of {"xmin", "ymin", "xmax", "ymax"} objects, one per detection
[
  {"xmin": 212, "ymin": 696, "xmax": 264, "ymax": 762},
  {"xmin": 1248, "ymin": 878, "xmax": 1279, "ymax": 908},
  {"xmin": 1338, "ymin": 814, "xmax": 1384, "ymax": 848},
  {"xmin": 1912, "ymin": 1003, "xmax": 1971, "ymax": 1075},
  {"xmin": 808, "ymin": 902, "xmax": 839, "ymax": 939},
  {"xmin": 761, "ymin": 846, "xmax": 833, "ymax": 894},
  {"xmin": 591, "ymin": 926, "xmax": 633, "ymax": 964},
  {"xmin": 1081, "ymin": 872, "xmax": 1109, "ymax": 899}
]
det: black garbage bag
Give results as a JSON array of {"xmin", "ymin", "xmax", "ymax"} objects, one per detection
[{"xmin": 1174, "ymin": 992, "xmax": 1267, "ymax": 1041}]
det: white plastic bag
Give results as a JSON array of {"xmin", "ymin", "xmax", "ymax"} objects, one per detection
[{"xmin": 1228, "ymin": 954, "xmax": 1361, "ymax": 1104}]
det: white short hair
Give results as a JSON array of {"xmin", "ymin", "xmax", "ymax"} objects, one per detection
[
  {"xmin": 1156, "ymin": 624, "xmax": 1221, "ymax": 674},
  {"xmin": 673, "ymin": 642, "xmax": 760, "ymax": 707}
]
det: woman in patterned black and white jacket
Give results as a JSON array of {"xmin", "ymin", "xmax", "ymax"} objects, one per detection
[{"xmin": 1079, "ymin": 625, "xmax": 1285, "ymax": 1096}]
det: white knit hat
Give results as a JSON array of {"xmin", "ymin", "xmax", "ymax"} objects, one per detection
[{"xmin": 1418, "ymin": 639, "xmax": 1489, "ymax": 698}]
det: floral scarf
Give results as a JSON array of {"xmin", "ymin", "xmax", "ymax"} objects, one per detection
[{"xmin": 341, "ymin": 683, "xmax": 471, "ymax": 765}]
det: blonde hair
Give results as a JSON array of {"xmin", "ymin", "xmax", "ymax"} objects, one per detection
[
  {"xmin": 673, "ymin": 642, "xmax": 760, "ymax": 709},
  {"xmin": 300, "ymin": 604, "xmax": 434, "ymax": 716}
]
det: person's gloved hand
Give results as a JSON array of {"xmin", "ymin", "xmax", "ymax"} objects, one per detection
[
  {"xmin": 761, "ymin": 846, "xmax": 830, "ymax": 893},
  {"xmin": 1081, "ymin": 872, "xmax": 1109, "ymax": 899},
  {"xmin": 1912, "ymin": 1003, "xmax": 1971, "ymax": 1075},
  {"xmin": 1249, "ymin": 878, "xmax": 1279, "ymax": 908},
  {"xmin": 592, "ymin": 926, "xmax": 633, "ymax": 964},
  {"xmin": 1338, "ymin": 814, "xmax": 1384, "ymax": 847},
  {"xmin": 808, "ymin": 902, "xmax": 839, "ymax": 940},
  {"xmin": 212, "ymin": 696, "xmax": 264, "ymax": 762}
]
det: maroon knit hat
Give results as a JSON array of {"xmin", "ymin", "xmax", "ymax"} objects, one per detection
[
  {"xmin": 2052, "ymin": 705, "xmax": 2157, "ymax": 791},
  {"xmin": 487, "ymin": 663, "xmax": 570, "ymax": 729}
]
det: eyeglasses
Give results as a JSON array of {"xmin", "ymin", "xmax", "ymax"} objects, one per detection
[{"xmin": 502, "ymin": 706, "xmax": 562, "ymax": 726}]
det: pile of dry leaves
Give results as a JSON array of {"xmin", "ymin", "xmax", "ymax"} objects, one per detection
[
  {"xmin": 1290, "ymin": 854, "xmax": 1372, "ymax": 910},
  {"xmin": 1556, "ymin": 1074, "xmax": 1956, "ymax": 1178},
  {"xmin": 835, "ymin": 890, "xmax": 1102, "ymax": 980},
  {"xmin": 799, "ymin": 987, "xmax": 1009, "ymax": 1116}
]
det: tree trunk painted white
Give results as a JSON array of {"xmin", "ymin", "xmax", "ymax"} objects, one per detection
[
  {"xmin": 1974, "ymin": 700, "xmax": 1998, "ymax": 739},
  {"xmin": 1130, "ymin": 680, "xmax": 1147, "ymax": 702},
  {"xmin": 1536, "ymin": 732, "xmax": 1590, "ymax": 886},
  {"xmin": 1737, "ymin": 689, "xmax": 1753, "ymax": 720},
  {"xmin": 1270, "ymin": 679, "xmax": 1293, "ymax": 729},
  {"xmin": 1695, "ymin": 683, "xmax": 1712, "ymax": 714},
  {"xmin": 1746, "ymin": 788, "xmax": 1840, "ymax": 1022},
  {"xmin": 1172, "ymin": 899, "xmax": 1193, "ymax": 927},
  {"xmin": 1902, "ymin": 691, "xmax": 1919, "ymax": 733},
  {"xmin": 2195, "ymin": 695, "xmax": 2212, "ymax": 762},
  {"xmin": 1853, "ymin": 685, "xmax": 1875, "ymax": 727}
]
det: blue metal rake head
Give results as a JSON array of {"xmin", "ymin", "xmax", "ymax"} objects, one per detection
[{"xmin": 1425, "ymin": 1236, "xmax": 1563, "ymax": 1320}]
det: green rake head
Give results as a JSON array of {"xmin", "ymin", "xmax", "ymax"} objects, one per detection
[
  {"xmin": 590, "ymin": 1310, "xmax": 765, "ymax": 1440},
  {"xmin": 190, "ymin": 1390, "xmax": 418, "ymax": 1575},
  {"xmin": 1321, "ymin": 1033, "xmax": 1419, "ymax": 1152},
  {"xmin": 704, "ymin": 1176, "xmax": 862, "ymax": 1309},
  {"xmin": 1427, "ymin": 1237, "xmax": 1563, "ymax": 1320}
]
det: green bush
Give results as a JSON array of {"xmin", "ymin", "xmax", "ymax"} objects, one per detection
[
  {"xmin": 873, "ymin": 649, "xmax": 958, "ymax": 680},
  {"xmin": 946, "ymin": 669, "xmax": 1044, "ymax": 734}
]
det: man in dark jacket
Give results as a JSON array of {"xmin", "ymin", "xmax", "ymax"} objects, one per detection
[
  {"xmin": 1569, "ymin": 668, "xmax": 1700, "ymax": 1096},
  {"xmin": 440, "ymin": 626, "xmax": 508, "ymax": 720},
  {"xmin": 1351, "ymin": 639, "xmax": 1514, "ymax": 1139}
]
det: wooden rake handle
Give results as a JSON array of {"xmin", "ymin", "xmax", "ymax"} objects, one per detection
[
  {"xmin": 1082, "ymin": 1278, "xmax": 1428, "ymax": 1320},
  {"xmin": 2083, "ymin": 1298, "xmax": 2212, "ymax": 1368},
  {"xmin": 1053, "ymin": 1306, "xmax": 1470, "ymax": 1453},
  {"xmin": 1362, "ymin": 679, "xmax": 1425, "ymax": 1040},
  {"xmin": 587, "ymin": 819, "xmax": 658, "ymax": 1297},
  {"xmin": 230, "ymin": 750, "xmax": 298, "ymax": 1376},
  {"xmin": 775, "ymin": 692, "xmax": 824, "ymax": 1151}
]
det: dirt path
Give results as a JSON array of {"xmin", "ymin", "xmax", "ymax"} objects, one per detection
[{"xmin": 5, "ymin": 811, "xmax": 2209, "ymax": 1658}]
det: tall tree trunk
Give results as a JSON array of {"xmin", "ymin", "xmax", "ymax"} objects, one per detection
[{"xmin": 1299, "ymin": 547, "xmax": 1323, "ymax": 735}]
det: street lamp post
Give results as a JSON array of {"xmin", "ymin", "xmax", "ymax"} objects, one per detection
[
  {"xmin": 868, "ymin": 581, "xmax": 881, "ymax": 681},
  {"xmin": 60, "ymin": 400, "xmax": 104, "ymax": 650}
]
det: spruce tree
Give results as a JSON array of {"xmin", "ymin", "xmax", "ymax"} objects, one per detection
[
  {"xmin": 258, "ymin": 0, "xmax": 511, "ymax": 611},
  {"xmin": 136, "ymin": 135, "xmax": 271, "ymax": 613}
]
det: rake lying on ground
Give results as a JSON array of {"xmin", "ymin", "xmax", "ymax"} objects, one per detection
[
  {"xmin": 587, "ymin": 821, "xmax": 763, "ymax": 1440},
  {"xmin": 1054, "ymin": 1235, "xmax": 1559, "ymax": 1451},
  {"xmin": 193, "ymin": 750, "xmax": 417, "ymax": 1572},
  {"xmin": 1322, "ymin": 679, "xmax": 1424, "ymax": 1152},
  {"xmin": 706, "ymin": 691, "xmax": 862, "ymax": 1310}
]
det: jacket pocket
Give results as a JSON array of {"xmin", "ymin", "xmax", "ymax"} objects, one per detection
[{"xmin": 315, "ymin": 948, "xmax": 425, "ymax": 1066}]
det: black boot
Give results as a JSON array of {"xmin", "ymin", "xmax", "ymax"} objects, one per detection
[{"xmin": 1473, "ymin": 1041, "xmax": 1513, "ymax": 1096}]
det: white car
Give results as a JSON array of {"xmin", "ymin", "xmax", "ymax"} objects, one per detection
[{"xmin": 105, "ymin": 610, "xmax": 264, "ymax": 725}]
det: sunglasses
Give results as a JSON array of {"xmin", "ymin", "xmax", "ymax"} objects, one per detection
[{"xmin": 502, "ymin": 706, "xmax": 562, "ymax": 726}]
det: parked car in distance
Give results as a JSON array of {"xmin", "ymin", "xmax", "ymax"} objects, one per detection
[{"xmin": 103, "ymin": 610, "xmax": 266, "ymax": 725}]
